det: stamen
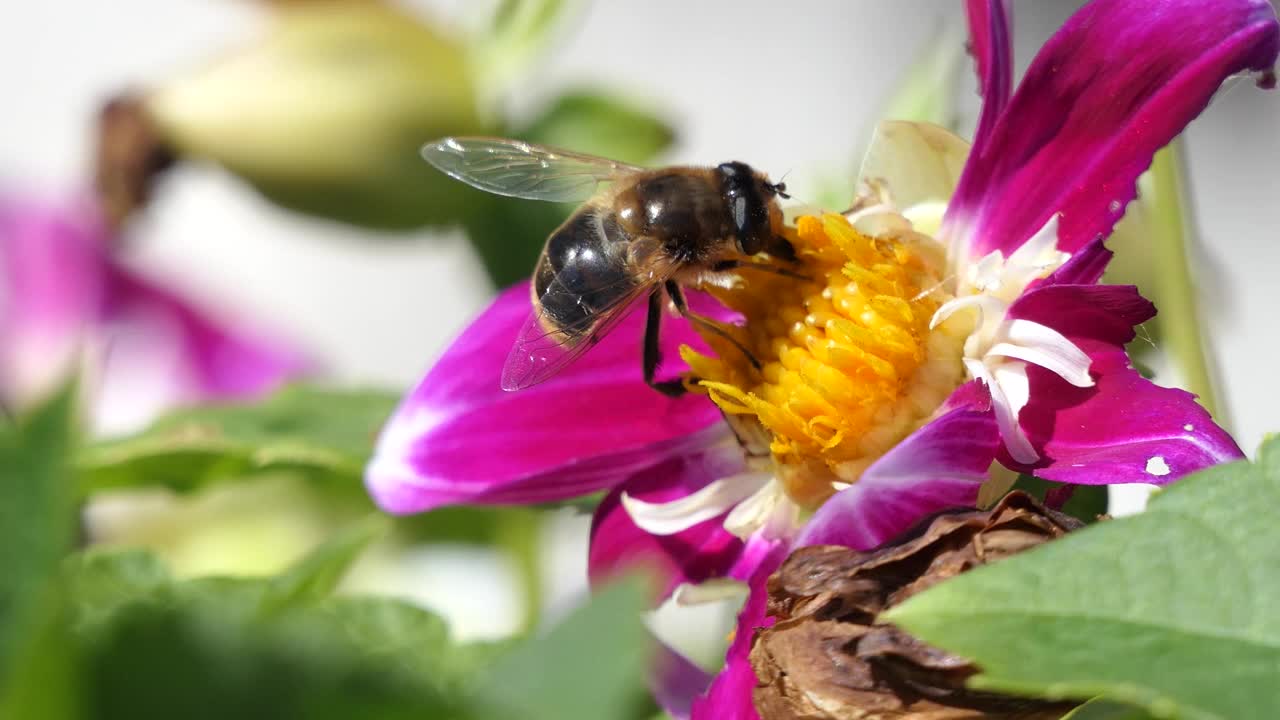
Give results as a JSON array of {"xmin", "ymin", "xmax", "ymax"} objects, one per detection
[{"xmin": 684, "ymin": 214, "xmax": 966, "ymax": 509}]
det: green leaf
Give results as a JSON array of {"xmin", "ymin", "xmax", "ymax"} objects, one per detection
[
  {"xmin": 0, "ymin": 594, "xmax": 81, "ymax": 720},
  {"xmin": 878, "ymin": 23, "xmax": 966, "ymax": 131},
  {"xmin": 461, "ymin": 193, "xmax": 570, "ymax": 288},
  {"xmin": 62, "ymin": 547, "xmax": 499, "ymax": 718},
  {"xmin": 464, "ymin": 90, "xmax": 675, "ymax": 287},
  {"xmin": 0, "ymin": 386, "xmax": 80, "ymax": 717},
  {"xmin": 0, "ymin": 386, "xmax": 79, "ymax": 650},
  {"xmin": 1064, "ymin": 699, "xmax": 1160, "ymax": 720},
  {"xmin": 518, "ymin": 91, "xmax": 675, "ymax": 166},
  {"xmin": 318, "ymin": 596, "xmax": 512, "ymax": 697},
  {"xmin": 476, "ymin": 0, "xmax": 586, "ymax": 96},
  {"xmin": 77, "ymin": 385, "xmax": 398, "ymax": 494},
  {"xmin": 887, "ymin": 437, "xmax": 1280, "ymax": 720},
  {"xmin": 1011, "ymin": 474, "xmax": 1110, "ymax": 524},
  {"xmin": 1104, "ymin": 143, "xmax": 1224, "ymax": 421},
  {"xmin": 477, "ymin": 575, "xmax": 653, "ymax": 720},
  {"xmin": 80, "ymin": 598, "xmax": 464, "ymax": 720},
  {"xmin": 64, "ymin": 549, "xmax": 172, "ymax": 632},
  {"xmin": 259, "ymin": 516, "xmax": 388, "ymax": 615}
]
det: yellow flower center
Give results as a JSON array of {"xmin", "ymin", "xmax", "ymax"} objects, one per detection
[{"xmin": 682, "ymin": 213, "xmax": 971, "ymax": 510}]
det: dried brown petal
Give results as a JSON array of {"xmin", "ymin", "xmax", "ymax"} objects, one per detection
[{"xmin": 752, "ymin": 491, "xmax": 1081, "ymax": 720}]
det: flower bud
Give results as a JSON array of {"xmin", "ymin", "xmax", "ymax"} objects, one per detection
[
  {"xmin": 145, "ymin": 1, "xmax": 482, "ymax": 229},
  {"xmin": 751, "ymin": 492, "xmax": 1081, "ymax": 719}
]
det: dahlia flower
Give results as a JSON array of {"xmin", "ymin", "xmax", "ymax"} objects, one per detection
[{"xmin": 366, "ymin": 0, "xmax": 1277, "ymax": 716}]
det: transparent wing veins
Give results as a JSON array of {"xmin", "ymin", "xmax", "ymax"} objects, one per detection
[
  {"xmin": 422, "ymin": 137, "xmax": 643, "ymax": 203},
  {"xmin": 501, "ymin": 262, "xmax": 680, "ymax": 391}
]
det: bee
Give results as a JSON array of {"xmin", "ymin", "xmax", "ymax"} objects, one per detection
[{"xmin": 422, "ymin": 137, "xmax": 797, "ymax": 396}]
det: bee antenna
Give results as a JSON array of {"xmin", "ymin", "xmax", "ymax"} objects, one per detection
[{"xmin": 771, "ymin": 170, "xmax": 793, "ymax": 199}]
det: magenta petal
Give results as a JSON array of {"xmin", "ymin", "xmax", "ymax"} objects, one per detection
[
  {"xmin": 798, "ymin": 383, "xmax": 999, "ymax": 550},
  {"xmin": 689, "ymin": 545, "xmax": 787, "ymax": 720},
  {"xmin": 0, "ymin": 195, "xmax": 107, "ymax": 399},
  {"xmin": 965, "ymin": 0, "xmax": 1013, "ymax": 152},
  {"xmin": 1008, "ymin": 283, "xmax": 1241, "ymax": 483},
  {"xmin": 588, "ymin": 433, "xmax": 747, "ymax": 600},
  {"xmin": 948, "ymin": 0, "xmax": 1279, "ymax": 257},
  {"xmin": 1018, "ymin": 352, "xmax": 1243, "ymax": 485},
  {"xmin": 1045, "ymin": 237, "xmax": 1114, "ymax": 286},
  {"xmin": 366, "ymin": 281, "xmax": 723, "ymax": 513},
  {"xmin": 1010, "ymin": 283, "xmax": 1155, "ymax": 349},
  {"xmin": 100, "ymin": 263, "xmax": 310, "ymax": 403},
  {"xmin": 1, "ymin": 194, "xmax": 304, "ymax": 415},
  {"xmin": 650, "ymin": 641, "xmax": 713, "ymax": 720}
]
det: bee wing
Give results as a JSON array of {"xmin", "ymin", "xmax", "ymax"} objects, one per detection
[
  {"xmin": 422, "ymin": 137, "xmax": 644, "ymax": 203},
  {"xmin": 501, "ymin": 269, "xmax": 673, "ymax": 391}
]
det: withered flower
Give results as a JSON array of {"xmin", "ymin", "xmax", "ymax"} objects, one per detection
[{"xmin": 751, "ymin": 492, "xmax": 1082, "ymax": 719}]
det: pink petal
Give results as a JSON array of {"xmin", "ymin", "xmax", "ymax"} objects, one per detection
[
  {"xmin": 99, "ymin": 262, "xmax": 311, "ymax": 402},
  {"xmin": 366, "ymin": 281, "xmax": 724, "ymax": 514},
  {"xmin": 650, "ymin": 641, "xmax": 713, "ymax": 720},
  {"xmin": 1045, "ymin": 237, "xmax": 1114, "ymax": 286},
  {"xmin": 0, "ymin": 195, "xmax": 107, "ymax": 400},
  {"xmin": 587, "ymin": 433, "xmax": 748, "ymax": 600},
  {"xmin": 1008, "ymin": 283, "xmax": 1242, "ymax": 483},
  {"xmin": 1009, "ymin": 283, "xmax": 1155, "ymax": 349},
  {"xmin": 0, "ymin": 194, "xmax": 304, "ymax": 420},
  {"xmin": 797, "ymin": 382, "xmax": 1000, "ymax": 549},
  {"xmin": 1017, "ymin": 352, "xmax": 1243, "ymax": 485},
  {"xmin": 965, "ymin": 0, "xmax": 1013, "ymax": 153},
  {"xmin": 689, "ymin": 544, "xmax": 788, "ymax": 720},
  {"xmin": 948, "ymin": 0, "xmax": 1279, "ymax": 257}
]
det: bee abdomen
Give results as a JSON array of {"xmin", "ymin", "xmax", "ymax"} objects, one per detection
[{"xmin": 535, "ymin": 208, "xmax": 639, "ymax": 339}]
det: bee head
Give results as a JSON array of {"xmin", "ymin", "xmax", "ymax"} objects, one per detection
[{"xmin": 718, "ymin": 161, "xmax": 783, "ymax": 256}]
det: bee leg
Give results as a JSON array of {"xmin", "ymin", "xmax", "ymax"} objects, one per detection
[
  {"xmin": 644, "ymin": 287, "xmax": 689, "ymax": 398},
  {"xmin": 665, "ymin": 281, "xmax": 762, "ymax": 372},
  {"xmin": 710, "ymin": 259, "xmax": 809, "ymax": 282},
  {"xmin": 765, "ymin": 235, "xmax": 798, "ymax": 263}
]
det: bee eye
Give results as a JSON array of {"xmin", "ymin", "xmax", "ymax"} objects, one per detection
[{"xmin": 772, "ymin": 182, "xmax": 790, "ymax": 199}]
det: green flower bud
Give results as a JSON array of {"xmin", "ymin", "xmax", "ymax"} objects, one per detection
[{"xmin": 147, "ymin": 1, "xmax": 483, "ymax": 229}]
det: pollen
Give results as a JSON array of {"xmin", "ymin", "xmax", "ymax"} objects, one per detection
[{"xmin": 684, "ymin": 214, "xmax": 970, "ymax": 510}]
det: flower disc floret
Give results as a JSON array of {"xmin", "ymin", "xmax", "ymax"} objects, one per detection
[{"xmin": 682, "ymin": 213, "xmax": 970, "ymax": 509}]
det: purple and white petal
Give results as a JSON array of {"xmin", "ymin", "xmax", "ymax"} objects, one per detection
[
  {"xmin": 1042, "ymin": 237, "xmax": 1114, "ymax": 286},
  {"xmin": 1009, "ymin": 282, "xmax": 1156, "ymax": 348},
  {"xmin": 587, "ymin": 434, "xmax": 751, "ymax": 600},
  {"xmin": 1008, "ymin": 282, "xmax": 1241, "ymax": 483},
  {"xmin": 689, "ymin": 544, "xmax": 788, "ymax": 720},
  {"xmin": 798, "ymin": 383, "xmax": 999, "ymax": 550},
  {"xmin": 366, "ymin": 281, "xmax": 724, "ymax": 513},
  {"xmin": 650, "ymin": 640, "xmax": 713, "ymax": 720},
  {"xmin": 963, "ymin": 0, "xmax": 1013, "ymax": 158},
  {"xmin": 1016, "ymin": 350, "xmax": 1243, "ymax": 485},
  {"xmin": 948, "ymin": 0, "xmax": 1279, "ymax": 258}
]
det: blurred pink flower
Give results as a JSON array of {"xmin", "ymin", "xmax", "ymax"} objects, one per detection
[{"xmin": 0, "ymin": 193, "xmax": 309, "ymax": 427}]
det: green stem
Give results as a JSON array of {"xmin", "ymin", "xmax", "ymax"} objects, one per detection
[
  {"xmin": 495, "ymin": 509, "xmax": 544, "ymax": 633},
  {"xmin": 1146, "ymin": 142, "xmax": 1228, "ymax": 425}
]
